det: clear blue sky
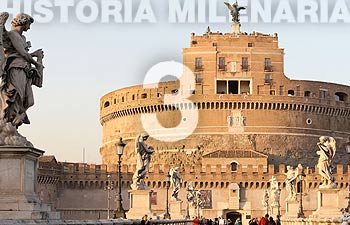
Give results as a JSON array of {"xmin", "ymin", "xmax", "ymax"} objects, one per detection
[{"xmin": 4, "ymin": 0, "xmax": 348, "ymax": 164}]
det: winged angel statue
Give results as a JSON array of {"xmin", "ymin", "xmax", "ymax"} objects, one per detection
[
  {"xmin": 224, "ymin": 1, "xmax": 246, "ymax": 23},
  {"xmin": 316, "ymin": 136, "xmax": 337, "ymax": 188},
  {"xmin": 0, "ymin": 12, "xmax": 44, "ymax": 128},
  {"xmin": 0, "ymin": 12, "xmax": 44, "ymax": 146}
]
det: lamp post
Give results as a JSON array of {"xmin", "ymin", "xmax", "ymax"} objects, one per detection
[
  {"xmin": 164, "ymin": 173, "xmax": 171, "ymax": 219},
  {"xmin": 277, "ymin": 189, "xmax": 281, "ymax": 217},
  {"xmin": 345, "ymin": 185, "xmax": 350, "ymax": 211},
  {"xmin": 196, "ymin": 191, "xmax": 200, "ymax": 218},
  {"xmin": 297, "ymin": 166, "xmax": 306, "ymax": 218},
  {"xmin": 185, "ymin": 198, "xmax": 191, "ymax": 219},
  {"xmin": 114, "ymin": 137, "xmax": 126, "ymax": 219},
  {"xmin": 262, "ymin": 189, "xmax": 269, "ymax": 215},
  {"xmin": 104, "ymin": 174, "xmax": 113, "ymax": 219}
]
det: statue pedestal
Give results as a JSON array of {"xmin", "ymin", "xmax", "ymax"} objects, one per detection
[
  {"xmin": 231, "ymin": 22, "xmax": 240, "ymax": 34},
  {"xmin": 0, "ymin": 147, "xmax": 60, "ymax": 220},
  {"xmin": 126, "ymin": 189, "xmax": 153, "ymax": 219},
  {"xmin": 283, "ymin": 200, "xmax": 299, "ymax": 218},
  {"xmin": 170, "ymin": 200, "xmax": 183, "ymax": 219},
  {"xmin": 311, "ymin": 188, "xmax": 340, "ymax": 218},
  {"xmin": 270, "ymin": 204, "xmax": 280, "ymax": 219}
]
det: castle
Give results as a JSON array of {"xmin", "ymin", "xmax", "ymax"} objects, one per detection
[{"xmin": 39, "ymin": 18, "xmax": 350, "ymax": 223}]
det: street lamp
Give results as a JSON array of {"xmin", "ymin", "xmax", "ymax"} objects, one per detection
[
  {"xmin": 104, "ymin": 174, "xmax": 114, "ymax": 219},
  {"xmin": 277, "ymin": 189, "xmax": 281, "ymax": 217},
  {"xmin": 186, "ymin": 195, "xmax": 191, "ymax": 219},
  {"xmin": 196, "ymin": 190, "xmax": 202, "ymax": 218},
  {"xmin": 114, "ymin": 137, "xmax": 126, "ymax": 219},
  {"xmin": 297, "ymin": 166, "xmax": 306, "ymax": 218},
  {"xmin": 345, "ymin": 185, "xmax": 350, "ymax": 211},
  {"xmin": 164, "ymin": 173, "xmax": 171, "ymax": 219},
  {"xmin": 262, "ymin": 189, "xmax": 269, "ymax": 215}
]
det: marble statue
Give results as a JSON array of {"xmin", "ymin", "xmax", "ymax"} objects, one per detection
[
  {"xmin": 284, "ymin": 165, "xmax": 298, "ymax": 201},
  {"xmin": 0, "ymin": 12, "xmax": 43, "ymax": 147},
  {"xmin": 0, "ymin": 12, "xmax": 44, "ymax": 128},
  {"xmin": 269, "ymin": 176, "xmax": 280, "ymax": 206},
  {"xmin": 224, "ymin": 1, "xmax": 246, "ymax": 23},
  {"xmin": 195, "ymin": 190, "xmax": 204, "ymax": 207},
  {"xmin": 186, "ymin": 181, "xmax": 195, "ymax": 202},
  {"xmin": 317, "ymin": 136, "xmax": 337, "ymax": 188},
  {"xmin": 169, "ymin": 166, "xmax": 182, "ymax": 201},
  {"xmin": 131, "ymin": 132, "xmax": 155, "ymax": 190}
]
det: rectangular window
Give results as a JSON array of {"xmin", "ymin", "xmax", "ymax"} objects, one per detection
[
  {"xmin": 216, "ymin": 81, "xmax": 227, "ymax": 94},
  {"xmin": 296, "ymin": 86, "xmax": 300, "ymax": 96},
  {"xmin": 264, "ymin": 58, "xmax": 272, "ymax": 71},
  {"xmin": 219, "ymin": 57, "xmax": 225, "ymax": 70},
  {"xmin": 240, "ymin": 81, "xmax": 250, "ymax": 94},
  {"xmin": 320, "ymin": 90, "xmax": 327, "ymax": 99},
  {"xmin": 195, "ymin": 73, "xmax": 202, "ymax": 83},
  {"xmin": 265, "ymin": 74, "xmax": 272, "ymax": 83},
  {"xmin": 228, "ymin": 81, "xmax": 239, "ymax": 94},
  {"xmin": 279, "ymin": 86, "xmax": 284, "ymax": 96},
  {"xmin": 195, "ymin": 57, "xmax": 202, "ymax": 70},
  {"xmin": 242, "ymin": 57, "xmax": 249, "ymax": 71},
  {"xmin": 248, "ymin": 43, "xmax": 253, "ymax": 47}
]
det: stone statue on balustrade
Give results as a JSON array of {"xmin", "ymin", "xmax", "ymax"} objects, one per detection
[
  {"xmin": 186, "ymin": 181, "xmax": 195, "ymax": 203},
  {"xmin": 0, "ymin": 12, "xmax": 44, "ymax": 147},
  {"xmin": 131, "ymin": 132, "xmax": 155, "ymax": 190},
  {"xmin": 317, "ymin": 136, "xmax": 337, "ymax": 189},
  {"xmin": 284, "ymin": 165, "xmax": 298, "ymax": 201},
  {"xmin": 169, "ymin": 166, "xmax": 182, "ymax": 201},
  {"xmin": 269, "ymin": 176, "xmax": 280, "ymax": 206}
]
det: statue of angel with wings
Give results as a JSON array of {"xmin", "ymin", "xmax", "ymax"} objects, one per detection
[
  {"xmin": 224, "ymin": 1, "xmax": 246, "ymax": 23},
  {"xmin": 317, "ymin": 136, "xmax": 337, "ymax": 188},
  {"xmin": 0, "ymin": 12, "xmax": 44, "ymax": 128},
  {"xmin": 169, "ymin": 166, "xmax": 182, "ymax": 201}
]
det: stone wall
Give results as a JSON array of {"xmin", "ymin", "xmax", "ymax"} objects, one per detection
[{"xmin": 38, "ymin": 160, "xmax": 350, "ymax": 221}]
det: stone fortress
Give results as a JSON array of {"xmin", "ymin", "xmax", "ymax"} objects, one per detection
[
  {"xmin": 100, "ymin": 26, "xmax": 350, "ymax": 169},
  {"xmin": 37, "ymin": 17, "xmax": 350, "ymax": 223}
]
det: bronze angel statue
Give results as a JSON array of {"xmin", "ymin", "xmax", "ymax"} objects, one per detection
[
  {"xmin": 0, "ymin": 12, "xmax": 44, "ymax": 128},
  {"xmin": 224, "ymin": 1, "xmax": 246, "ymax": 23}
]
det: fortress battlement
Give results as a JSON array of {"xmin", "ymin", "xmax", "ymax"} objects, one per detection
[
  {"xmin": 40, "ymin": 160, "xmax": 350, "ymax": 181},
  {"xmin": 38, "ymin": 160, "xmax": 350, "ymax": 191}
]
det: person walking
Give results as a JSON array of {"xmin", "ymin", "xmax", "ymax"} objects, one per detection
[
  {"xmin": 258, "ymin": 214, "xmax": 269, "ymax": 225},
  {"xmin": 194, "ymin": 216, "xmax": 200, "ymax": 225},
  {"xmin": 267, "ymin": 217, "xmax": 276, "ymax": 225},
  {"xmin": 234, "ymin": 218, "xmax": 242, "ymax": 225}
]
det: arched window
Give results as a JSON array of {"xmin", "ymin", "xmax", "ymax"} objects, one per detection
[
  {"xmin": 141, "ymin": 93, "xmax": 147, "ymax": 99},
  {"xmin": 103, "ymin": 101, "xmax": 110, "ymax": 108},
  {"xmin": 231, "ymin": 162, "xmax": 238, "ymax": 172},
  {"xmin": 335, "ymin": 92, "xmax": 348, "ymax": 102},
  {"xmin": 288, "ymin": 90, "xmax": 295, "ymax": 96}
]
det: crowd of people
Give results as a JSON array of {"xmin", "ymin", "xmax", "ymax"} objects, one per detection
[
  {"xmin": 193, "ymin": 216, "xmax": 241, "ymax": 225},
  {"xmin": 140, "ymin": 210, "xmax": 350, "ymax": 225},
  {"xmin": 191, "ymin": 214, "xmax": 280, "ymax": 225},
  {"xmin": 252, "ymin": 214, "xmax": 281, "ymax": 225}
]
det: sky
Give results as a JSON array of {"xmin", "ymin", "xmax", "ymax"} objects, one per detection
[{"xmin": 1, "ymin": 0, "xmax": 349, "ymax": 164}]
